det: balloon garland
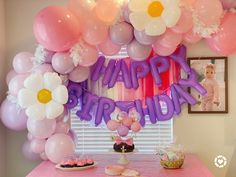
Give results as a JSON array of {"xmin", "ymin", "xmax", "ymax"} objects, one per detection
[{"xmin": 0, "ymin": 0, "xmax": 235, "ymax": 164}]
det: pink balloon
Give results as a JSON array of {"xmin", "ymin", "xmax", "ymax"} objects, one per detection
[
  {"xmin": 153, "ymin": 41, "xmax": 177, "ymax": 56},
  {"xmin": 171, "ymin": 8, "xmax": 193, "ymax": 34},
  {"xmin": 0, "ymin": 99, "xmax": 28, "ymax": 131},
  {"xmin": 221, "ymin": 0, "xmax": 236, "ymax": 9},
  {"xmin": 122, "ymin": 5, "xmax": 131, "ymax": 23},
  {"xmin": 94, "ymin": 0, "xmax": 120, "ymax": 24},
  {"xmin": 33, "ymin": 64, "xmax": 54, "ymax": 74},
  {"xmin": 34, "ymin": 6, "xmax": 81, "ymax": 52},
  {"xmin": 40, "ymin": 152, "xmax": 48, "ymax": 161},
  {"xmin": 131, "ymin": 122, "xmax": 141, "ymax": 133},
  {"xmin": 117, "ymin": 125, "xmax": 129, "ymax": 137},
  {"xmin": 22, "ymin": 141, "xmax": 40, "ymax": 161},
  {"xmin": 45, "ymin": 134, "xmax": 75, "ymax": 163},
  {"xmin": 207, "ymin": 12, "xmax": 236, "ymax": 55},
  {"xmin": 55, "ymin": 122, "xmax": 70, "ymax": 134},
  {"xmin": 122, "ymin": 118, "xmax": 133, "ymax": 127},
  {"xmin": 134, "ymin": 30, "xmax": 159, "ymax": 45},
  {"xmin": 82, "ymin": 15, "xmax": 108, "ymax": 45},
  {"xmin": 184, "ymin": 29, "xmax": 202, "ymax": 43},
  {"xmin": 6, "ymin": 70, "xmax": 17, "ymax": 84},
  {"xmin": 156, "ymin": 30, "xmax": 183, "ymax": 48},
  {"xmin": 52, "ymin": 52, "xmax": 75, "ymax": 74},
  {"xmin": 180, "ymin": 0, "xmax": 196, "ymax": 6},
  {"xmin": 8, "ymin": 74, "xmax": 29, "ymax": 96},
  {"xmin": 69, "ymin": 65, "xmax": 90, "ymax": 83},
  {"xmin": 98, "ymin": 37, "xmax": 121, "ymax": 56},
  {"xmin": 30, "ymin": 139, "xmax": 46, "ymax": 154},
  {"xmin": 107, "ymin": 120, "xmax": 120, "ymax": 131},
  {"xmin": 27, "ymin": 118, "xmax": 56, "ymax": 139},
  {"xmin": 110, "ymin": 22, "xmax": 134, "ymax": 45},
  {"xmin": 127, "ymin": 39, "xmax": 152, "ymax": 61},
  {"xmin": 193, "ymin": 0, "xmax": 223, "ymax": 26},
  {"xmin": 77, "ymin": 42, "xmax": 99, "ymax": 67},
  {"xmin": 13, "ymin": 52, "xmax": 34, "ymax": 74}
]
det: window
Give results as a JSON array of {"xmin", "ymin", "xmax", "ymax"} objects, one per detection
[{"xmin": 70, "ymin": 48, "xmax": 173, "ymax": 154}]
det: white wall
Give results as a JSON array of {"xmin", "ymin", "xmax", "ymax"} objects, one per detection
[
  {"xmin": 2, "ymin": 1, "xmax": 236, "ymax": 177},
  {"xmin": 0, "ymin": 0, "xmax": 6, "ymax": 177}
]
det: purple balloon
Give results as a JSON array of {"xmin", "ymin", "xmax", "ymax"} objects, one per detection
[
  {"xmin": 110, "ymin": 22, "xmax": 134, "ymax": 45},
  {"xmin": 52, "ymin": 52, "xmax": 75, "ymax": 74},
  {"xmin": 134, "ymin": 30, "xmax": 159, "ymax": 45},
  {"xmin": 120, "ymin": 60, "xmax": 132, "ymax": 89},
  {"xmin": 131, "ymin": 61, "xmax": 150, "ymax": 89},
  {"xmin": 95, "ymin": 97, "xmax": 115, "ymax": 126},
  {"xmin": 67, "ymin": 83, "xmax": 83, "ymax": 98},
  {"xmin": 0, "ymin": 99, "xmax": 28, "ymax": 131},
  {"xmin": 103, "ymin": 59, "xmax": 116, "ymax": 86},
  {"xmin": 134, "ymin": 99, "xmax": 146, "ymax": 127},
  {"xmin": 66, "ymin": 94, "xmax": 79, "ymax": 109},
  {"xmin": 91, "ymin": 56, "xmax": 106, "ymax": 81},
  {"xmin": 108, "ymin": 60, "xmax": 122, "ymax": 88},
  {"xmin": 22, "ymin": 141, "xmax": 40, "ymax": 161},
  {"xmin": 117, "ymin": 125, "xmax": 129, "ymax": 137},
  {"xmin": 127, "ymin": 39, "xmax": 152, "ymax": 61},
  {"xmin": 170, "ymin": 85, "xmax": 182, "ymax": 115},
  {"xmin": 115, "ymin": 101, "xmax": 135, "ymax": 112},
  {"xmin": 150, "ymin": 56, "xmax": 170, "ymax": 86},
  {"xmin": 153, "ymin": 94, "xmax": 174, "ymax": 121},
  {"xmin": 146, "ymin": 97, "xmax": 157, "ymax": 124}
]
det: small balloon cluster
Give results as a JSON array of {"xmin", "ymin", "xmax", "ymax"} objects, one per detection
[{"xmin": 107, "ymin": 112, "xmax": 142, "ymax": 137}]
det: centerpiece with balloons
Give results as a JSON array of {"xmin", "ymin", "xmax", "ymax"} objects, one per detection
[{"xmin": 1, "ymin": 0, "xmax": 236, "ymax": 164}]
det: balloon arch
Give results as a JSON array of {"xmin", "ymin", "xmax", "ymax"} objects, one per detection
[{"xmin": 1, "ymin": 0, "xmax": 235, "ymax": 163}]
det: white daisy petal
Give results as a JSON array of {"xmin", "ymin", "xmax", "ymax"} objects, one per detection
[
  {"xmin": 46, "ymin": 101, "xmax": 64, "ymax": 119},
  {"xmin": 145, "ymin": 18, "xmax": 166, "ymax": 36},
  {"xmin": 128, "ymin": 0, "xmax": 152, "ymax": 12},
  {"xmin": 18, "ymin": 88, "xmax": 37, "ymax": 108},
  {"xmin": 162, "ymin": 5, "xmax": 181, "ymax": 27},
  {"xmin": 130, "ymin": 12, "xmax": 152, "ymax": 31},
  {"xmin": 24, "ymin": 73, "xmax": 43, "ymax": 92},
  {"xmin": 26, "ymin": 104, "xmax": 46, "ymax": 120},
  {"xmin": 43, "ymin": 72, "xmax": 62, "ymax": 91},
  {"xmin": 52, "ymin": 85, "xmax": 68, "ymax": 104}
]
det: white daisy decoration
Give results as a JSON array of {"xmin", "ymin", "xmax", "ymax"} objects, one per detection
[
  {"xmin": 129, "ymin": 0, "xmax": 181, "ymax": 36},
  {"xmin": 17, "ymin": 72, "xmax": 68, "ymax": 120}
]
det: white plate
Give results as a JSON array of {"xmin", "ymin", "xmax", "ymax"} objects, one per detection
[{"xmin": 55, "ymin": 162, "xmax": 98, "ymax": 171}]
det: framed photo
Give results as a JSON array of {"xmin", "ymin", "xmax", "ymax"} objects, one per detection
[{"xmin": 188, "ymin": 57, "xmax": 228, "ymax": 114}]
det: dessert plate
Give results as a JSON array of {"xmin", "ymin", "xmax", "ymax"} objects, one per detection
[{"xmin": 55, "ymin": 162, "xmax": 98, "ymax": 171}]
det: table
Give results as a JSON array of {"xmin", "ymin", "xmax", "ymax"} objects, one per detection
[{"xmin": 27, "ymin": 154, "xmax": 214, "ymax": 177}]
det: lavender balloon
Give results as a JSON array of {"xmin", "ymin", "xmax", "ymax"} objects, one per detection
[
  {"xmin": 110, "ymin": 22, "xmax": 134, "ymax": 45},
  {"xmin": 52, "ymin": 52, "xmax": 75, "ymax": 74},
  {"xmin": 127, "ymin": 39, "xmax": 152, "ymax": 61},
  {"xmin": 134, "ymin": 30, "xmax": 159, "ymax": 45},
  {"xmin": 0, "ymin": 99, "xmax": 28, "ymax": 131}
]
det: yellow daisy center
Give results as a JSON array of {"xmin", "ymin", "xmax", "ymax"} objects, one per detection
[
  {"xmin": 37, "ymin": 89, "xmax": 52, "ymax": 104},
  {"xmin": 148, "ymin": 1, "xmax": 164, "ymax": 17}
]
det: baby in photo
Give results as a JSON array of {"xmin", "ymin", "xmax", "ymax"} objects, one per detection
[{"xmin": 200, "ymin": 64, "xmax": 220, "ymax": 111}]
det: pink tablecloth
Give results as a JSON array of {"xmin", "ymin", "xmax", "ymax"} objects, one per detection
[{"xmin": 27, "ymin": 154, "xmax": 214, "ymax": 177}]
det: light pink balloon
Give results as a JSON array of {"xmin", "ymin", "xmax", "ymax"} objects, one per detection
[
  {"xmin": 94, "ymin": 0, "xmax": 120, "ymax": 24},
  {"xmin": 45, "ymin": 134, "xmax": 75, "ymax": 163},
  {"xmin": 8, "ymin": 74, "xmax": 29, "ymax": 96},
  {"xmin": 82, "ymin": 14, "xmax": 108, "ymax": 45},
  {"xmin": 40, "ymin": 152, "xmax": 48, "ymax": 161},
  {"xmin": 34, "ymin": 6, "xmax": 81, "ymax": 52},
  {"xmin": 127, "ymin": 39, "xmax": 152, "ymax": 61},
  {"xmin": 134, "ymin": 30, "xmax": 159, "ymax": 45},
  {"xmin": 33, "ymin": 64, "xmax": 54, "ymax": 74},
  {"xmin": 180, "ymin": 0, "xmax": 196, "ymax": 6},
  {"xmin": 0, "ymin": 99, "xmax": 28, "ymax": 131},
  {"xmin": 13, "ymin": 52, "xmax": 34, "ymax": 74},
  {"xmin": 27, "ymin": 133, "xmax": 34, "ymax": 141},
  {"xmin": 30, "ymin": 139, "xmax": 46, "ymax": 154},
  {"xmin": 22, "ymin": 141, "xmax": 40, "ymax": 161},
  {"xmin": 184, "ymin": 29, "xmax": 202, "ymax": 43},
  {"xmin": 117, "ymin": 125, "xmax": 129, "ymax": 137},
  {"xmin": 52, "ymin": 52, "xmax": 75, "ymax": 74},
  {"xmin": 156, "ymin": 30, "xmax": 183, "ymax": 48},
  {"xmin": 98, "ymin": 37, "xmax": 121, "ymax": 56},
  {"xmin": 193, "ymin": 0, "xmax": 223, "ymax": 26},
  {"xmin": 69, "ymin": 65, "xmax": 90, "ymax": 83},
  {"xmin": 207, "ymin": 12, "xmax": 236, "ymax": 55},
  {"xmin": 110, "ymin": 22, "xmax": 134, "ymax": 45},
  {"xmin": 6, "ymin": 70, "xmax": 17, "ymax": 84},
  {"xmin": 27, "ymin": 118, "xmax": 56, "ymax": 139},
  {"xmin": 107, "ymin": 120, "xmax": 120, "ymax": 131},
  {"xmin": 131, "ymin": 122, "xmax": 141, "ymax": 133},
  {"xmin": 78, "ymin": 42, "xmax": 99, "ymax": 67},
  {"xmin": 153, "ymin": 41, "xmax": 177, "ymax": 56},
  {"xmin": 171, "ymin": 8, "xmax": 193, "ymax": 34},
  {"xmin": 55, "ymin": 122, "xmax": 70, "ymax": 134}
]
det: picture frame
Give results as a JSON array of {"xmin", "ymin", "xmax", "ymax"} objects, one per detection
[{"xmin": 188, "ymin": 57, "xmax": 228, "ymax": 114}]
